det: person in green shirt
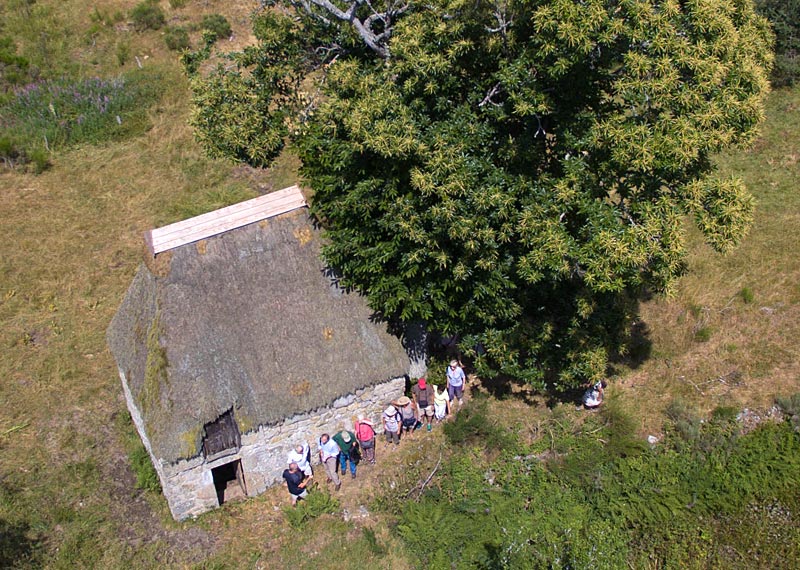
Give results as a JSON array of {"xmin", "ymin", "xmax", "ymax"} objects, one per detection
[{"xmin": 332, "ymin": 429, "xmax": 359, "ymax": 479}]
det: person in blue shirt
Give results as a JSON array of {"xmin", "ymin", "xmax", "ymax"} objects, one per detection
[
  {"xmin": 446, "ymin": 360, "xmax": 467, "ymax": 407},
  {"xmin": 318, "ymin": 433, "xmax": 342, "ymax": 491}
]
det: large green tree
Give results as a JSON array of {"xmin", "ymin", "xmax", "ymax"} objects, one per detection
[{"xmin": 186, "ymin": 0, "xmax": 772, "ymax": 390}]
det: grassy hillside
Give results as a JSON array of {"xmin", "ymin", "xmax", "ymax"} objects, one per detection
[{"xmin": 1, "ymin": 0, "xmax": 799, "ymax": 568}]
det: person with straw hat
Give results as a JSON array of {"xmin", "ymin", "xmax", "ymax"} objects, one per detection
[{"xmin": 396, "ymin": 395, "xmax": 418, "ymax": 438}]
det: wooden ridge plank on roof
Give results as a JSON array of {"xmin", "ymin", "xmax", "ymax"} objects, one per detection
[{"xmin": 144, "ymin": 185, "xmax": 307, "ymax": 256}]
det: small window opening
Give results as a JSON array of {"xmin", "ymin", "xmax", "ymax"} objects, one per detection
[
  {"xmin": 211, "ymin": 459, "xmax": 247, "ymax": 506},
  {"xmin": 202, "ymin": 408, "xmax": 241, "ymax": 458}
]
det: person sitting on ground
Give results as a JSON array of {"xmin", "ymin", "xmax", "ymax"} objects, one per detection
[
  {"xmin": 396, "ymin": 395, "xmax": 418, "ymax": 438},
  {"xmin": 286, "ymin": 441, "xmax": 313, "ymax": 480},
  {"xmin": 383, "ymin": 404, "xmax": 401, "ymax": 446},
  {"xmin": 318, "ymin": 433, "xmax": 342, "ymax": 491},
  {"xmin": 355, "ymin": 414, "xmax": 377, "ymax": 464},
  {"xmin": 582, "ymin": 380, "xmax": 608, "ymax": 409},
  {"xmin": 446, "ymin": 359, "xmax": 467, "ymax": 407},
  {"xmin": 333, "ymin": 429, "xmax": 359, "ymax": 479},
  {"xmin": 282, "ymin": 462, "xmax": 310, "ymax": 506},
  {"xmin": 411, "ymin": 377, "xmax": 435, "ymax": 431},
  {"xmin": 433, "ymin": 384, "xmax": 450, "ymax": 423}
]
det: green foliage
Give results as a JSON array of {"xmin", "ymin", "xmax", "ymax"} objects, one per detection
[
  {"xmin": 739, "ymin": 286, "xmax": 755, "ymax": 304},
  {"xmin": 201, "ymin": 14, "xmax": 232, "ymax": 41},
  {"xmin": 396, "ymin": 403, "xmax": 800, "ymax": 568},
  {"xmin": 282, "ymin": 489, "xmax": 340, "ymax": 528},
  {"xmin": 130, "ymin": 0, "xmax": 165, "ymax": 32},
  {"xmin": 115, "ymin": 41, "xmax": 130, "ymax": 67},
  {"xmin": 694, "ymin": 326, "xmax": 713, "ymax": 342},
  {"xmin": 754, "ymin": 0, "xmax": 800, "ymax": 86},
  {"xmin": 169, "ymin": 0, "xmax": 187, "ymax": 8},
  {"xmin": 164, "ymin": 26, "xmax": 191, "ymax": 52},
  {"xmin": 0, "ymin": 69, "xmax": 161, "ymax": 165},
  {"xmin": 361, "ymin": 527, "xmax": 387, "ymax": 557},
  {"xmin": 129, "ymin": 445, "xmax": 161, "ymax": 492},
  {"xmin": 443, "ymin": 396, "xmax": 513, "ymax": 450},
  {"xmin": 0, "ymin": 36, "xmax": 31, "ymax": 92},
  {"xmin": 188, "ymin": 0, "xmax": 772, "ymax": 391},
  {"xmin": 776, "ymin": 392, "xmax": 800, "ymax": 432}
]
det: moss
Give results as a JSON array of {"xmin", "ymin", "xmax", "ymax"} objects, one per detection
[
  {"xmin": 179, "ymin": 426, "xmax": 203, "ymax": 458},
  {"xmin": 236, "ymin": 412, "xmax": 255, "ymax": 435},
  {"xmin": 141, "ymin": 310, "xmax": 168, "ymax": 414}
]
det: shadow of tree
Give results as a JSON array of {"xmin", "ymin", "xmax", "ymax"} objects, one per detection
[{"xmin": 0, "ymin": 518, "xmax": 41, "ymax": 569}]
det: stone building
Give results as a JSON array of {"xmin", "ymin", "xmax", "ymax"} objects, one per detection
[{"xmin": 107, "ymin": 186, "xmax": 409, "ymax": 520}]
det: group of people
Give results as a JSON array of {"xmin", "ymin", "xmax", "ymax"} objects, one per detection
[
  {"xmin": 282, "ymin": 413, "xmax": 378, "ymax": 504},
  {"xmin": 282, "ymin": 360, "xmax": 469, "ymax": 505}
]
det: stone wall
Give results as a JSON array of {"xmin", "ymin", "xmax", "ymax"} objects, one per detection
[{"xmin": 122, "ymin": 370, "xmax": 405, "ymax": 521}]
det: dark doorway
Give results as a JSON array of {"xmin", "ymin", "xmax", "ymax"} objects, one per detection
[{"xmin": 211, "ymin": 459, "xmax": 247, "ymax": 505}]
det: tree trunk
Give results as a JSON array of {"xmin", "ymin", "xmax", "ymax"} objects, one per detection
[{"xmin": 404, "ymin": 321, "xmax": 428, "ymax": 380}]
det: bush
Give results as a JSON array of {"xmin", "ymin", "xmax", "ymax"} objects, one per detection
[
  {"xmin": 129, "ymin": 445, "xmax": 160, "ymax": 492},
  {"xmin": 282, "ymin": 488, "xmax": 339, "ymax": 527},
  {"xmin": 115, "ymin": 42, "xmax": 130, "ymax": 67},
  {"xmin": 754, "ymin": 0, "xmax": 800, "ymax": 86},
  {"xmin": 164, "ymin": 26, "xmax": 190, "ymax": 51},
  {"xmin": 0, "ymin": 36, "xmax": 31, "ymax": 90},
  {"xmin": 201, "ymin": 14, "xmax": 232, "ymax": 40},
  {"xmin": 442, "ymin": 396, "xmax": 512, "ymax": 450},
  {"xmin": 169, "ymin": 0, "xmax": 187, "ymax": 7},
  {"xmin": 130, "ymin": 0, "xmax": 165, "ymax": 32}
]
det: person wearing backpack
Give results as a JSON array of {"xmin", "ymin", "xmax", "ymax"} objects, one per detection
[
  {"xmin": 355, "ymin": 414, "xmax": 377, "ymax": 464},
  {"xmin": 411, "ymin": 377, "xmax": 435, "ymax": 432},
  {"xmin": 383, "ymin": 404, "xmax": 401, "ymax": 446}
]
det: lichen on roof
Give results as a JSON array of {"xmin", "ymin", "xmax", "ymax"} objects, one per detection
[{"xmin": 107, "ymin": 209, "xmax": 409, "ymax": 463}]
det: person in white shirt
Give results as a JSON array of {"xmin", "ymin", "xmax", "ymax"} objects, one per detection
[
  {"xmin": 318, "ymin": 433, "xmax": 342, "ymax": 490},
  {"xmin": 287, "ymin": 442, "xmax": 313, "ymax": 478}
]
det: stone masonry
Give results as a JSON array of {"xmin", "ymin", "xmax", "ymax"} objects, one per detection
[{"xmin": 121, "ymin": 369, "xmax": 405, "ymax": 520}]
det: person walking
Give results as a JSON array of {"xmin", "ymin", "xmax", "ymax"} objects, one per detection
[
  {"xmin": 433, "ymin": 384, "xmax": 450, "ymax": 423},
  {"xmin": 411, "ymin": 377, "xmax": 435, "ymax": 431},
  {"xmin": 383, "ymin": 404, "xmax": 401, "ymax": 446},
  {"xmin": 282, "ymin": 462, "xmax": 310, "ymax": 506},
  {"xmin": 286, "ymin": 441, "xmax": 313, "ymax": 479},
  {"xmin": 318, "ymin": 433, "xmax": 342, "ymax": 491},
  {"xmin": 333, "ymin": 429, "xmax": 359, "ymax": 479},
  {"xmin": 355, "ymin": 414, "xmax": 377, "ymax": 464},
  {"xmin": 397, "ymin": 396, "xmax": 418, "ymax": 438},
  {"xmin": 446, "ymin": 359, "xmax": 467, "ymax": 407}
]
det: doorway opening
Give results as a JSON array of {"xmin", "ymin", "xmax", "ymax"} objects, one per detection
[{"xmin": 211, "ymin": 459, "xmax": 247, "ymax": 505}]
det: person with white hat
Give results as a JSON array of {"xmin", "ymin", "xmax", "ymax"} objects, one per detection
[
  {"xmin": 383, "ymin": 404, "xmax": 401, "ymax": 446},
  {"xmin": 446, "ymin": 359, "xmax": 467, "ymax": 407},
  {"xmin": 333, "ymin": 428, "xmax": 360, "ymax": 479}
]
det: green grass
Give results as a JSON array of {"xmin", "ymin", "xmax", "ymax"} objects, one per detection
[{"xmin": 0, "ymin": 0, "xmax": 799, "ymax": 567}]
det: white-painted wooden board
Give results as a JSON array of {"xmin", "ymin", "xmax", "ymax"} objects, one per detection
[{"xmin": 144, "ymin": 185, "xmax": 307, "ymax": 256}]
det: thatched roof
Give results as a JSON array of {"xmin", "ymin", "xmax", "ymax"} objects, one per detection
[{"xmin": 107, "ymin": 208, "xmax": 409, "ymax": 463}]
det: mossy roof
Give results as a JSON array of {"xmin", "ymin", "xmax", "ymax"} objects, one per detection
[{"xmin": 107, "ymin": 209, "xmax": 409, "ymax": 463}]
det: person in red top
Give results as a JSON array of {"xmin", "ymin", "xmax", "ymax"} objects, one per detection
[
  {"xmin": 411, "ymin": 377, "xmax": 435, "ymax": 432},
  {"xmin": 355, "ymin": 413, "xmax": 377, "ymax": 464}
]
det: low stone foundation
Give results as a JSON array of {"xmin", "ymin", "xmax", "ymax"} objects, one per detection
[{"xmin": 121, "ymin": 369, "xmax": 404, "ymax": 520}]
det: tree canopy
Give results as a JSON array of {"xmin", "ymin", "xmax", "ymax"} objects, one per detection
[{"xmin": 186, "ymin": 0, "xmax": 772, "ymax": 390}]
